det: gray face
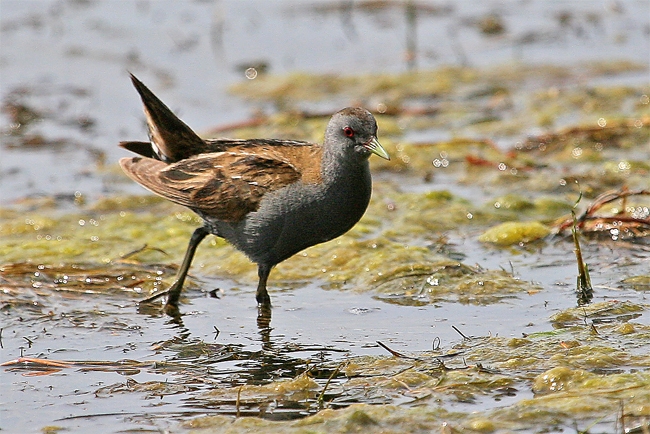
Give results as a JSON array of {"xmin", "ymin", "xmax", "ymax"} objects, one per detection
[{"xmin": 325, "ymin": 107, "xmax": 379, "ymax": 160}]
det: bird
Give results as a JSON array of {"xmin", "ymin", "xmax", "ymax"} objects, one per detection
[{"xmin": 119, "ymin": 74, "xmax": 389, "ymax": 313}]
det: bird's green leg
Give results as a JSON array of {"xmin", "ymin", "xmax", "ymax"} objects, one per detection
[
  {"xmin": 255, "ymin": 264, "xmax": 272, "ymax": 307},
  {"xmin": 165, "ymin": 226, "xmax": 210, "ymax": 309},
  {"xmin": 140, "ymin": 226, "xmax": 209, "ymax": 313}
]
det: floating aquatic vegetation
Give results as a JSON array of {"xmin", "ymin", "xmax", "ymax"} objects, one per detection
[
  {"xmin": 6, "ymin": 298, "xmax": 648, "ymax": 433},
  {"xmin": 479, "ymin": 221, "xmax": 551, "ymax": 246},
  {"xmin": 229, "ymin": 62, "xmax": 647, "ymax": 107},
  {"xmin": 2, "ymin": 59, "xmax": 650, "ymax": 433},
  {"xmin": 175, "ymin": 301, "xmax": 650, "ymax": 432}
]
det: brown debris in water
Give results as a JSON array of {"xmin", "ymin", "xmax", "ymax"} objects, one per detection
[{"xmin": 553, "ymin": 188, "xmax": 650, "ymax": 240}]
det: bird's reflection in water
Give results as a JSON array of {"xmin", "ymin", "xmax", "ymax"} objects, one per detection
[
  {"xmin": 135, "ymin": 293, "xmax": 354, "ymax": 419},
  {"xmin": 257, "ymin": 304, "xmax": 273, "ymax": 348}
]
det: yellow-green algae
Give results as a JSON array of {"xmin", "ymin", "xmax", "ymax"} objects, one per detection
[
  {"xmin": 6, "ymin": 137, "xmax": 585, "ymax": 304},
  {"xmin": 550, "ymin": 300, "xmax": 646, "ymax": 328},
  {"xmin": 478, "ymin": 221, "xmax": 551, "ymax": 245},
  {"xmin": 622, "ymin": 275, "xmax": 650, "ymax": 291},
  {"xmin": 199, "ymin": 373, "xmax": 319, "ymax": 405},
  {"xmin": 228, "ymin": 61, "xmax": 648, "ymax": 139},
  {"xmin": 41, "ymin": 427, "xmax": 66, "ymax": 434},
  {"xmin": 230, "ymin": 61, "xmax": 646, "ymax": 106},
  {"xmin": 222, "ymin": 62, "xmax": 649, "ymax": 203},
  {"xmin": 1, "ymin": 183, "xmax": 544, "ymax": 307},
  {"xmin": 176, "ymin": 301, "xmax": 650, "ymax": 432}
]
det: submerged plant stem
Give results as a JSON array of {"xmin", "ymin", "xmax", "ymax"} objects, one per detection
[
  {"xmin": 572, "ymin": 209, "xmax": 593, "ymax": 306},
  {"xmin": 317, "ymin": 362, "xmax": 344, "ymax": 408}
]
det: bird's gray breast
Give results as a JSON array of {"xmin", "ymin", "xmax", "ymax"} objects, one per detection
[{"xmin": 236, "ymin": 165, "xmax": 372, "ymax": 265}]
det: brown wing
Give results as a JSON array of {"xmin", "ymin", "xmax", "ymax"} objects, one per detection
[{"xmin": 120, "ymin": 147, "xmax": 320, "ymax": 222}]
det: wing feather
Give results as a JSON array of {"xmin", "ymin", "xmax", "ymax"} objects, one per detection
[{"xmin": 119, "ymin": 149, "xmax": 314, "ymax": 222}]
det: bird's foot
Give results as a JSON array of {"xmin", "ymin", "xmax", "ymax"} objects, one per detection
[
  {"xmin": 164, "ymin": 302, "xmax": 182, "ymax": 319},
  {"xmin": 138, "ymin": 281, "xmax": 183, "ymax": 318},
  {"xmin": 139, "ymin": 289, "xmax": 170, "ymax": 304},
  {"xmin": 255, "ymin": 288, "xmax": 272, "ymax": 307}
]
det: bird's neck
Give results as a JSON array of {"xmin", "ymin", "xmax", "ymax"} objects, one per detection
[
  {"xmin": 318, "ymin": 157, "xmax": 372, "ymax": 229},
  {"xmin": 321, "ymin": 151, "xmax": 370, "ymax": 187}
]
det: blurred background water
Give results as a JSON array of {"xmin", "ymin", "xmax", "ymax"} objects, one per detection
[{"xmin": 1, "ymin": 0, "xmax": 648, "ymax": 203}]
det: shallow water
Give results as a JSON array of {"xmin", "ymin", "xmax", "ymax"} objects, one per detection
[{"xmin": 1, "ymin": 1, "xmax": 650, "ymax": 433}]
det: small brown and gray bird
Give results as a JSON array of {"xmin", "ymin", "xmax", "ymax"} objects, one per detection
[{"xmin": 119, "ymin": 74, "xmax": 389, "ymax": 313}]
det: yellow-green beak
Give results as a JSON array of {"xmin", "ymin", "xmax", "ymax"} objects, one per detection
[{"xmin": 366, "ymin": 136, "xmax": 390, "ymax": 160}]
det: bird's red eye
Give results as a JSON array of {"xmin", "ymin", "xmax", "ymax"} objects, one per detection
[{"xmin": 343, "ymin": 126, "xmax": 355, "ymax": 137}]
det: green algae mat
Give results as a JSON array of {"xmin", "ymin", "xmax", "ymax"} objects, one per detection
[{"xmin": 2, "ymin": 60, "xmax": 649, "ymax": 433}]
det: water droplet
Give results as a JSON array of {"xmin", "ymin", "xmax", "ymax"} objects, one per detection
[
  {"xmin": 571, "ymin": 147, "xmax": 583, "ymax": 158},
  {"xmin": 433, "ymin": 156, "xmax": 449, "ymax": 168}
]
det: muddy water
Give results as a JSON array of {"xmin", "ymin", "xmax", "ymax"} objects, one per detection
[{"xmin": 1, "ymin": 1, "xmax": 650, "ymax": 433}]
